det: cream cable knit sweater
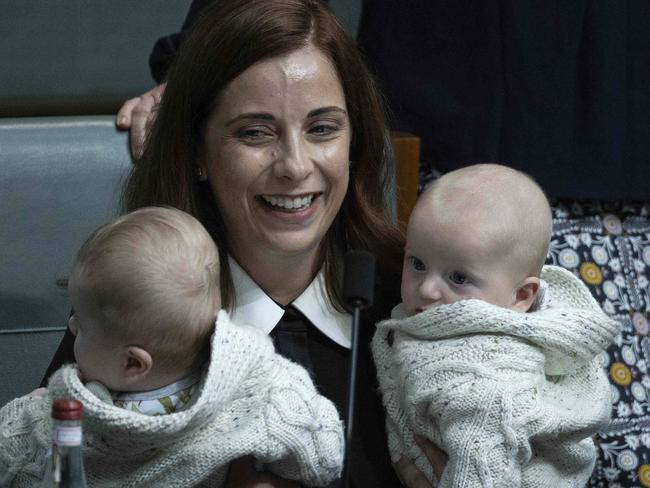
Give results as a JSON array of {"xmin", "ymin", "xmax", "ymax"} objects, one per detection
[
  {"xmin": 372, "ymin": 265, "xmax": 620, "ymax": 488},
  {"xmin": 0, "ymin": 310, "xmax": 344, "ymax": 487}
]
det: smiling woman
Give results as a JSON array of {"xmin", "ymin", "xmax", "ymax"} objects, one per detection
[
  {"xmin": 201, "ymin": 45, "xmax": 352, "ymax": 304},
  {"xmin": 121, "ymin": 0, "xmax": 403, "ymax": 312},
  {"xmin": 44, "ymin": 0, "xmax": 406, "ymax": 487}
]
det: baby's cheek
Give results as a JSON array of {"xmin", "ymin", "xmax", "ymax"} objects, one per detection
[
  {"xmin": 402, "ymin": 271, "xmax": 423, "ymax": 299},
  {"xmin": 68, "ymin": 316, "xmax": 79, "ymax": 336}
]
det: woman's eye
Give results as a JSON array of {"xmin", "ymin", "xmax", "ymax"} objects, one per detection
[
  {"xmin": 309, "ymin": 123, "xmax": 340, "ymax": 137},
  {"xmin": 448, "ymin": 272, "xmax": 468, "ymax": 285},
  {"xmin": 237, "ymin": 127, "xmax": 272, "ymax": 141},
  {"xmin": 408, "ymin": 256, "xmax": 426, "ymax": 272}
]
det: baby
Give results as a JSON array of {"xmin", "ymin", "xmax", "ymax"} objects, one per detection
[
  {"xmin": 68, "ymin": 205, "xmax": 220, "ymax": 413},
  {"xmin": 372, "ymin": 164, "xmax": 620, "ymax": 487},
  {"xmin": 0, "ymin": 207, "xmax": 343, "ymax": 487}
]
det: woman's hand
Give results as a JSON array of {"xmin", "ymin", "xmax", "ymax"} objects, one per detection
[
  {"xmin": 116, "ymin": 82, "xmax": 166, "ymax": 159},
  {"xmin": 393, "ymin": 435, "xmax": 448, "ymax": 488},
  {"xmin": 225, "ymin": 456, "xmax": 301, "ymax": 488}
]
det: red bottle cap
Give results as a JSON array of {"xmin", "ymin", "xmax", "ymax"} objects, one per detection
[{"xmin": 52, "ymin": 399, "xmax": 83, "ymax": 420}]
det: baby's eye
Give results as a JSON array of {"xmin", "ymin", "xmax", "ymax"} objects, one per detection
[
  {"xmin": 408, "ymin": 256, "xmax": 426, "ymax": 272},
  {"xmin": 448, "ymin": 272, "xmax": 468, "ymax": 285}
]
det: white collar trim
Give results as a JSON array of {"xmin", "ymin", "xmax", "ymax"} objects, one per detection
[{"xmin": 228, "ymin": 257, "xmax": 351, "ymax": 349}]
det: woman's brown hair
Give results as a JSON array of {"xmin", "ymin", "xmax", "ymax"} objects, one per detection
[{"xmin": 122, "ymin": 0, "xmax": 404, "ymax": 309}]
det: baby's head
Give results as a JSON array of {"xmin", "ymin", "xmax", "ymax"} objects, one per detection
[
  {"xmin": 67, "ymin": 207, "xmax": 221, "ymax": 392},
  {"xmin": 402, "ymin": 163, "xmax": 552, "ymax": 316}
]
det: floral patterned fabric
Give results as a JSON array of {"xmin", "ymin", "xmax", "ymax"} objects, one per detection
[
  {"xmin": 547, "ymin": 201, "xmax": 650, "ymax": 488},
  {"xmin": 112, "ymin": 371, "xmax": 201, "ymax": 416}
]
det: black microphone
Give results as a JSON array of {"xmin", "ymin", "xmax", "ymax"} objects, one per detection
[{"xmin": 342, "ymin": 250, "xmax": 376, "ymax": 488}]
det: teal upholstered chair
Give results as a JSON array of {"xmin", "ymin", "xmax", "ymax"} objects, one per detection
[{"xmin": 0, "ymin": 116, "xmax": 131, "ymax": 405}]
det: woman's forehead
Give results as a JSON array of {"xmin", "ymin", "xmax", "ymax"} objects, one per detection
[{"xmin": 215, "ymin": 46, "xmax": 345, "ymax": 114}]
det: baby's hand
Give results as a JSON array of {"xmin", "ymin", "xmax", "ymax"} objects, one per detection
[
  {"xmin": 28, "ymin": 387, "xmax": 48, "ymax": 398},
  {"xmin": 225, "ymin": 457, "xmax": 300, "ymax": 487}
]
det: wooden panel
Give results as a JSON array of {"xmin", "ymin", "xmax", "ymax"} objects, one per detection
[{"xmin": 391, "ymin": 132, "xmax": 421, "ymax": 231}]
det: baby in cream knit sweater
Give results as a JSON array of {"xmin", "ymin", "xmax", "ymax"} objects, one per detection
[
  {"xmin": 0, "ymin": 207, "xmax": 343, "ymax": 487},
  {"xmin": 67, "ymin": 206, "xmax": 221, "ymax": 414},
  {"xmin": 372, "ymin": 164, "xmax": 620, "ymax": 487}
]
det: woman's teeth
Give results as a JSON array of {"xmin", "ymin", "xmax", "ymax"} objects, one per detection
[{"xmin": 262, "ymin": 194, "xmax": 314, "ymax": 210}]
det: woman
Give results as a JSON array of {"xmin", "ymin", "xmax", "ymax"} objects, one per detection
[{"xmin": 46, "ymin": 0, "xmax": 441, "ymax": 485}]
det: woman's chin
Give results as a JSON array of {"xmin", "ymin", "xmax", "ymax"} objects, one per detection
[
  {"xmin": 259, "ymin": 230, "xmax": 324, "ymax": 259},
  {"xmin": 248, "ymin": 198, "xmax": 334, "ymax": 256}
]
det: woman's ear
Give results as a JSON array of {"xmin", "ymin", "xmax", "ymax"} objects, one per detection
[
  {"xmin": 194, "ymin": 148, "xmax": 209, "ymax": 182},
  {"xmin": 511, "ymin": 277, "xmax": 540, "ymax": 312},
  {"xmin": 195, "ymin": 165, "xmax": 208, "ymax": 182},
  {"xmin": 121, "ymin": 346, "xmax": 153, "ymax": 383}
]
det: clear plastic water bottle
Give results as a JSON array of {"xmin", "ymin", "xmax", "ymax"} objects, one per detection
[{"xmin": 42, "ymin": 399, "xmax": 88, "ymax": 487}]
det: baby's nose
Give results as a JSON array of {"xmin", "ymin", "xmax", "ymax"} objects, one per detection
[{"xmin": 419, "ymin": 278, "xmax": 442, "ymax": 302}]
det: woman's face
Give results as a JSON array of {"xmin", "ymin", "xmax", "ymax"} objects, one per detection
[{"xmin": 202, "ymin": 45, "xmax": 351, "ymax": 266}]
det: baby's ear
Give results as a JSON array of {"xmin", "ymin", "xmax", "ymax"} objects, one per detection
[
  {"xmin": 511, "ymin": 277, "xmax": 540, "ymax": 312},
  {"xmin": 122, "ymin": 346, "xmax": 153, "ymax": 383}
]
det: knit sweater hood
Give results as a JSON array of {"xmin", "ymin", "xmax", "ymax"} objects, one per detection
[
  {"xmin": 48, "ymin": 311, "xmax": 270, "ymax": 452},
  {"xmin": 373, "ymin": 265, "xmax": 620, "ymax": 487},
  {"xmin": 384, "ymin": 265, "xmax": 620, "ymax": 375},
  {"xmin": 1, "ymin": 310, "xmax": 344, "ymax": 487}
]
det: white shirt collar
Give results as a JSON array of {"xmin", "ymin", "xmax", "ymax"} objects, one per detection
[{"xmin": 228, "ymin": 257, "xmax": 351, "ymax": 349}]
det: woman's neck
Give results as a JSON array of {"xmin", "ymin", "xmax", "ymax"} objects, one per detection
[{"xmin": 233, "ymin": 249, "xmax": 320, "ymax": 306}]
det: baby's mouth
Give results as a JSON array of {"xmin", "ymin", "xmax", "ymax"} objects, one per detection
[{"xmin": 259, "ymin": 193, "xmax": 319, "ymax": 211}]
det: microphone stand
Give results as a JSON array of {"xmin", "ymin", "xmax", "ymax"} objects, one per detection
[
  {"xmin": 342, "ymin": 250, "xmax": 375, "ymax": 488},
  {"xmin": 343, "ymin": 304, "xmax": 361, "ymax": 488}
]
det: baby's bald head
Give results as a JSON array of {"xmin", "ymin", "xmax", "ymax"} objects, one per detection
[{"xmin": 417, "ymin": 164, "xmax": 552, "ymax": 278}]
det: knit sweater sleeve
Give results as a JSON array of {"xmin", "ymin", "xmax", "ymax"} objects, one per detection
[
  {"xmin": 260, "ymin": 355, "xmax": 344, "ymax": 487},
  {"xmin": 433, "ymin": 380, "xmax": 525, "ymax": 488},
  {"xmin": 400, "ymin": 334, "xmax": 548, "ymax": 488},
  {"xmin": 0, "ymin": 395, "xmax": 51, "ymax": 486},
  {"xmin": 371, "ymin": 328, "xmax": 438, "ymax": 483},
  {"xmin": 373, "ymin": 327, "xmax": 526, "ymax": 487}
]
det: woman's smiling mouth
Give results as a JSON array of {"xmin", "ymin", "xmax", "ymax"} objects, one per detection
[{"xmin": 259, "ymin": 193, "xmax": 320, "ymax": 211}]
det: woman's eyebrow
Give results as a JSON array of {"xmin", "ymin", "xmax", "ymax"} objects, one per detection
[
  {"xmin": 225, "ymin": 107, "xmax": 346, "ymax": 127},
  {"xmin": 307, "ymin": 106, "xmax": 347, "ymax": 117},
  {"xmin": 225, "ymin": 112, "xmax": 275, "ymax": 127}
]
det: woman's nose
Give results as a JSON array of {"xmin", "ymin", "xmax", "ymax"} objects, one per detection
[{"xmin": 273, "ymin": 133, "xmax": 313, "ymax": 181}]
